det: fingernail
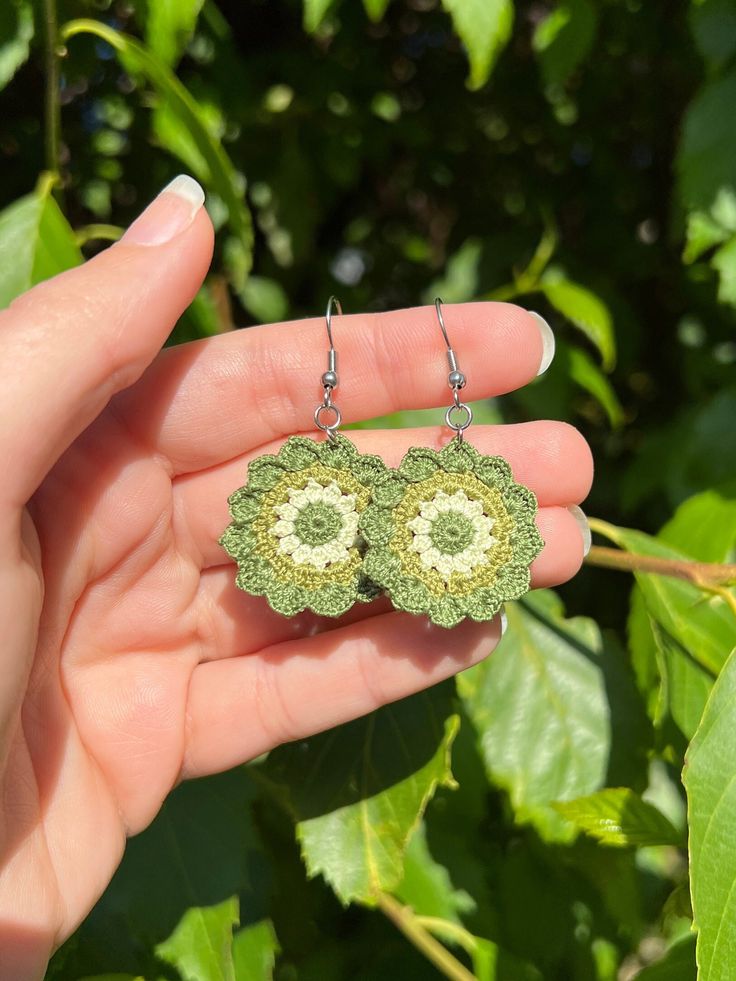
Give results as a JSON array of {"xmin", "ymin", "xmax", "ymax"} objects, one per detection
[
  {"xmin": 568, "ymin": 505, "xmax": 592, "ymax": 557},
  {"xmin": 121, "ymin": 175, "xmax": 205, "ymax": 246},
  {"xmin": 529, "ymin": 311, "xmax": 555, "ymax": 376},
  {"xmin": 499, "ymin": 605, "xmax": 508, "ymax": 636}
]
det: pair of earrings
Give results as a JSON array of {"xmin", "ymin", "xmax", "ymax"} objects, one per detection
[{"xmin": 219, "ymin": 299, "xmax": 544, "ymax": 629}]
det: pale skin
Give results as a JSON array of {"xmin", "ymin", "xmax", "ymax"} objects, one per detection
[{"xmin": 0, "ymin": 178, "xmax": 593, "ymax": 979}]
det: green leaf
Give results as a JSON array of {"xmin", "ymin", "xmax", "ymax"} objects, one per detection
[
  {"xmin": 239, "ymin": 275, "xmax": 290, "ymax": 322},
  {"xmin": 61, "ymin": 19, "xmax": 253, "ymax": 277},
  {"xmin": 532, "ymin": 0, "xmax": 597, "ymax": 87},
  {"xmin": 304, "ymin": 0, "xmax": 339, "ymax": 32},
  {"xmin": 660, "ymin": 486, "xmax": 736, "ymax": 563},
  {"xmin": 553, "ymin": 787, "xmax": 682, "ymax": 847},
  {"xmin": 561, "ymin": 342, "xmax": 625, "ymax": 428},
  {"xmin": 394, "ymin": 823, "xmax": 474, "ymax": 922},
  {"xmin": 689, "ymin": 0, "xmax": 736, "ymax": 69},
  {"xmin": 683, "ymin": 209, "xmax": 730, "ymax": 263},
  {"xmin": 677, "ymin": 69, "xmax": 736, "ymax": 216},
  {"xmin": 146, "ymin": 0, "xmax": 205, "ymax": 67},
  {"xmin": 592, "ymin": 520, "xmax": 736, "ymax": 678},
  {"xmin": 634, "ymin": 934, "xmax": 696, "ymax": 980},
  {"xmin": 262, "ymin": 685, "xmax": 459, "ymax": 904},
  {"xmin": 0, "ymin": 175, "xmax": 82, "ymax": 309},
  {"xmin": 0, "ymin": 0, "xmax": 33, "ymax": 91},
  {"xmin": 685, "ymin": 646, "xmax": 736, "ymax": 980},
  {"xmin": 363, "ymin": 0, "xmax": 391, "ymax": 21},
  {"xmin": 441, "ymin": 0, "xmax": 514, "ymax": 90},
  {"xmin": 424, "ymin": 238, "xmax": 482, "ymax": 304},
  {"xmin": 540, "ymin": 267, "xmax": 616, "ymax": 369},
  {"xmin": 458, "ymin": 591, "xmax": 614, "ymax": 839},
  {"xmin": 712, "ymin": 234, "xmax": 736, "ymax": 307},
  {"xmin": 157, "ymin": 898, "xmax": 239, "ymax": 981}
]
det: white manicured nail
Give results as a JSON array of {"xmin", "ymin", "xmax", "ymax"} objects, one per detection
[
  {"xmin": 499, "ymin": 606, "xmax": 508, "ymax": 636},
  {"xmin": 122, "ymin": 174, "xmax": 205, "ymax": 246},
  {"xmin": 529, "ymin": 311, "xmax": 555, "ymax": 375},
  {"xmin": 568, "ymin": 505, "xmax": 592, "ymax": 556}
]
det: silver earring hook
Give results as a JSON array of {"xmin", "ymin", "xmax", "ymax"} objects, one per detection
[
  {"xmin": 434, "ymin": 297, "xmax": 473, "ymax": 442},
  {"xmin": 314, "ymin": 296, "xmax": 343, "ymax": 440}
]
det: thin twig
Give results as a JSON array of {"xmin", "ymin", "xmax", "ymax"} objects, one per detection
[
  {"xmin": 584, "ymin": 545, "xmax": 736, "ymax": 588},
  {"xmin": 377, "ymin": 893, "xmax": 477, "ymax": 981}
]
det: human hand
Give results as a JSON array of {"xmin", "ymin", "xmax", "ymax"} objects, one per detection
[{"xmin": 0, "ymin": 176, "xmax": 593, "ymax": 979}]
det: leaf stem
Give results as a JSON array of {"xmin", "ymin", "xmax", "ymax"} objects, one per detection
[
  {"xmin": 376, "ymin": 893, "xmax": 477, "ymax": 981},
  {"xmin": 74, "ymin": 223, "xmax": 124, "ymax": 246},
  {"xmin": 42, "ymin": 0, "xmax": 62, "ymax": 188}
]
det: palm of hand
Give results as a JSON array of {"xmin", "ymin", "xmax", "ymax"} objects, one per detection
[{"xmin": 0, "ymin": 201, "xmax": 592, "ymax": 976}]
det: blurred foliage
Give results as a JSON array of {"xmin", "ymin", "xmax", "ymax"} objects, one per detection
[{"xmin": 1, "ymin": 0, "xmax": 736, "ymax": 978}]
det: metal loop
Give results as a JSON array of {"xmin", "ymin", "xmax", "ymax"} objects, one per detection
[
  {"xmin": 314, "ymin": 402, "xmax": 342, "ymax": 437},
  {"xmin": 445, "ymin": 401, "xmax": 473, "ymax": 434}
]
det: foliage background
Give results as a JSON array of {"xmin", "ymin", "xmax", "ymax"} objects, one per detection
[{"xmin": 1, "ymin": 0, "xmax": 736, "ymax": 978}]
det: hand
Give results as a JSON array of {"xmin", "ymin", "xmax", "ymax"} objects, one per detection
[{"xmin": 0, "ymin": 176, "xmax": 593, "ymax": 979}]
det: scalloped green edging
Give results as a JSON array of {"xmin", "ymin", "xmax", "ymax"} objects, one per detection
[
  {"xmin": 361, "ymin": 438, "xmax": 544, "ymax": 628},
  {"xmin": 220, "ymin": 435, "xmax": 388, "ymax": 617}
]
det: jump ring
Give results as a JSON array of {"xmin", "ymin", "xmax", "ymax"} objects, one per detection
[
  {"xmin": 445, "ymin": 401, "xmax": 473, "ymax": 432},
  {"xmin": 314, "ymin": 402, "xmax": 342, "ymax": 434}
]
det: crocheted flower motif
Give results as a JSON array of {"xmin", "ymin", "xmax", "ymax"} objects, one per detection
[
  {"xmin": 361, "ymin": 440, "xmax": 544, "ymax": 628},
  {"xmin": 220, "ymin": 435, "xmax": 388, "ymax": 617}
]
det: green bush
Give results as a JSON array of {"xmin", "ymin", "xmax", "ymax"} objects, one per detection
[{"xmin": 1, "ymin": 0, "xmax": 735, "ymax": 978}]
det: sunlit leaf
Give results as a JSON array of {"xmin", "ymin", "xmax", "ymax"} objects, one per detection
[
  {"xmin": 262, "ymin": 686, "xmax": 459, "ymax": 904},
  {"xmin": 424, "ymin": 238, "xmax": 482, "ymax": 304},
  {"xmin": 540, "ymin": 267, "xmax": 616, "ymax": 369},
  {"xmin": 146, "ymin": 0, "xmax": 205, "ymax": 67},
  {"xmin": 61, "ymin": 19, "xmax": 253, "ymax": 277},
  {"xmin": 363, "ymin": 0, "xmax": 391, "ymax": 21},
  {"xmin": 0, "ymin": 0, "xmax": 33, "ymax": 91},
  {"xmin": 532, "ymin": 0, "xmax": 597, "ymax": 87},
  {"xmin": 0, "ymin": 174, "xmax": 82, "ymax": 309},
  {"xmin": 553, "ymin": 787, "xmax": 682, "ymax": 847},
  {"xmin": 685, "ymin": 647, "xmax": 736, "ymax": 979},
  {"xmin": 458, "ymin": 591, "xmax": 616, "ymax": 839},
  {"xmin": 441, "ymin": 0, "xmax": 514, "ymax": 90},
  {"xmin": 303, "ymin": 0, "xmax": 338, "ymax": 32}
]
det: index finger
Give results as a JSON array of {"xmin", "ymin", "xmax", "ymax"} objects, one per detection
[{"xmin": 114, "ymin": 302, "xmax": 553, "ymax": 474}]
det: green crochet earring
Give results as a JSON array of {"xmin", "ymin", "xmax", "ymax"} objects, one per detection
[
  {"xmin": 220, "ymin": 297, "xmax": 387, "ymax": 618},
  {"xmin": 360, "ymin": 299, "xmax": 545, "ymax": 629}
]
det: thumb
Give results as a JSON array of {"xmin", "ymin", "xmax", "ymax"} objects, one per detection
[{"xmin": 0, "ymin": 174, "xmax": 214, "ymax": 508}]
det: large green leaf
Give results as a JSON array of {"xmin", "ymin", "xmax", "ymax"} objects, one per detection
[
  {"xmin": 0, "ymin": 175, "xmax": 82, "ymax": 309},
  {"xmin": 532, "ymin": 0, "xmax": 597, "ymax": 87},
  {"xmin": 685, "ymin": 647, "xmax": 736, "ymax": 980},
  {"xmin": 540, "ymin": 267, "xmax": 616, "ymax": 369},
  {"xmin": 458, "ymin": 591, "xmax": 647, "ymax": 838},
  {"xmin": 553, "ymin": 788, "xmax": 682, "ymax": 847},
  {"xmin": 441, "ymin": 0, "xmax": 514, "ymax": 90},
  {"xmin": 262, "ymin": 685, "xmax": 459, "ymax": 904},
  {"xmin": 0, "ymin": 0, "xmax": 33, "ymax": 91},
  {"xmin": 61, "ymin": 20, "xmax": 253, "ymax": 277},
  {"xmin": 146, "ymin": 0, "xmax": 205, "ymax": 67}
]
